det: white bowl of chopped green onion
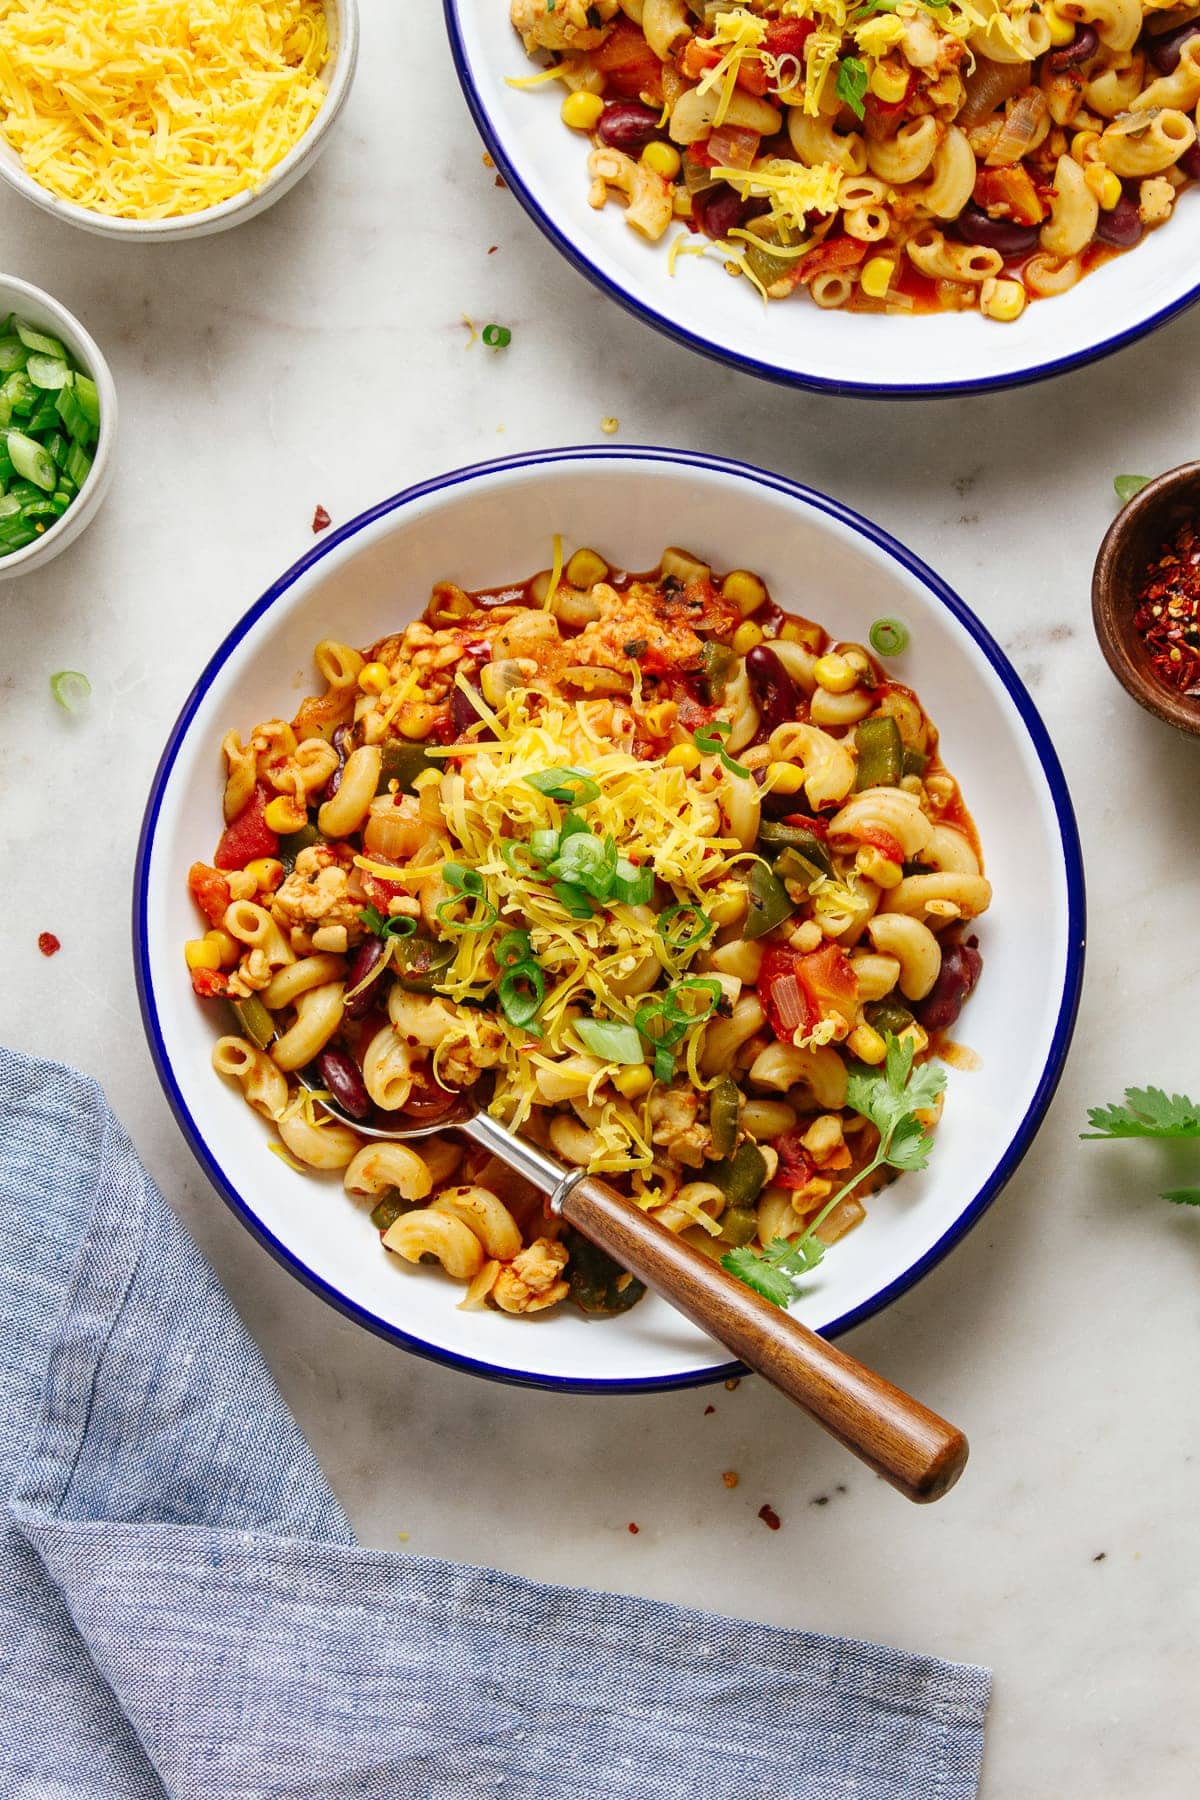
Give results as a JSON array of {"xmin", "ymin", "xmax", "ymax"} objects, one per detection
[{"xmin": 0, "ymin": 275, "xmax": 116, "ymax": 580}]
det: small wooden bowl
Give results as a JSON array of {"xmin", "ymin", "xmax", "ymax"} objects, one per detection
[{"xmin": 1093, "ymin": 462, "xmax": 1200, "ymax": 739}]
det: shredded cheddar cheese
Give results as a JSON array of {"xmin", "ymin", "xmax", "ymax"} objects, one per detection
[{"xmin": 0, "ymin": 0, "xmax": 329, "ymax": 220}]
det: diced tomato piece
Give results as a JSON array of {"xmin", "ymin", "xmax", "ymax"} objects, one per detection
[
  {"xmin": 973, "ymin": 165, "xmax": 1045, "ymax": 226},
  {"xmin": 735, "ymin": 56, "xmax": 770, "ymax": 96},
  {"xmin": 189, "ymin": 966, "xmax": 229, "ymax": 999},
  {"xmin": 357, "ymin": 855, "xmax": 404, "ymax": 914},
  {"xmin": 757, "ymin": 945, "xmax": 814, "ymax": 1042},
  {"xmin": 188, "ymin": 862, "xmax": 233, "ymax": 928},
  {"xmin": 796, "ymin": 942, "xmax": 859, "ymax": 1028},
  {"xmin": 763, "ymin": 18, "xmax": 816, "ymax": 61},
  {"xmin": 772, "ymin": 1129, "xmax": 816, "ymax": 1190},
  {"xmin": 858, "ymin": 828, "xmax": 905, "ymax": 864},
  {"xmin": 757, "ymin": 942, "xmax": 858, "ymax": 1042},
  {"xmin": 214, "ymin": 784, "xmax": 279, "ymax": 871},
  {"xmin": 679, "ymin": 35, "xmax": 722, "ymax": 80},
  {"xmin": 797, "ymin": 236, "xmax": 868, "ymax": 285},
  {"xmin": 590, "ymin": 20, "xmax": 664, "ymax": 101}
]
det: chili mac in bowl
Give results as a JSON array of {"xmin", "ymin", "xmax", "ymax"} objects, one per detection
[{"xmin": 136, "ymin": 447, "xmax": 1084, "ymax": 1390}]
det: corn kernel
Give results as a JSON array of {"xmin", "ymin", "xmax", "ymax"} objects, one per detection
[
  {"xmin": 813, "ymin": 653, "xmax": 856, "ymax": 694},
  {"xmin": 766, "ymin": 761, "xmax": 805, "ymax": 795},
  {"xmin": 1044, "ymin": 2, "xmax": 1076, "ymax": 45},
  {"xmin": 204, "ymin": 928, "xmax": 240, "ymax": 967},
  {"xmin": 868, "ymin": 61, "xmax": 908, "ymax": 103},
  {"xmin": 779, "ymin": 621, "xmax": 805, "ymax": 642},
  {"xmin": 731, "ymin": 620, "xmax": 764, "ymax": 655},
  {"xmin": 855, "ymin": 845, "xmax": 903, "ymax": 889},
  {"xmin": 185, "ymin": 937, "xmax": 222, "ymax": 971},
  {"xmin": 566, "ymin": 547, "xmax": 608, "ymax": 588},
  {"xmin": 263, "ymin": 795, "xmax": 306, "ymax": 834},
  {"xmin": 1071, "ymin": 128, "xmax": 1101, "ymax": 165},
  {"xmin": 859, "ymin": 255, "xmax": 896, "ymax": 299},
  {"xmin": 643, "ymin": 699, "xmax": 679, "ymax": 735},
  {"xmin": 561, "ymin": 89, "xmax": 604, "ymax": 130},
  {"xmin": 358, "ymin": 661, "xmax": 392, "ymax": 695},
  {"xmin": 722, "ymin": 568, "xmax": 766, "ymax": 615},
  {"xmin": 665, "ymin": 743, "xmax": 702, "ymax": 771},
  {"xmin": 398, "ymin": 704, "xmax": 437, "ymax": 741},
  {"xmin": 979, "ymin": 276, "xmax": 1027, "ymax": 323},
  {"xmin": 614, "ymin": 1064, "xmax": 654, "ymax": 1099},
  {"xmin": 642, "ymin": 140, "xmax": 681, "ymax": 179},
  {"xmin": 847, "ymin": 1023, "xmax": 888, "ymax": 1065},
  {"xmin": 1085, "ymin": 163, "xmax": 1122, "ymax": 209},
  {"xmin": 245, "ymin": 856, "xmax": 284, "ymax": 891}
]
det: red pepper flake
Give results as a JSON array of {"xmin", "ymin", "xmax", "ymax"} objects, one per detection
[
  {"xmin": 627, "ymin": 1522, "xmax": 640, "ymax": 1534},
  {"xmin": 488, "ymin": 244, "xmax": 499, "ymax": 254},
  {"xmin": 703, "ymin": 1405, "xmax": 715, "ymax": 1415},
  {"xmin": 38, "ymin": 932, "xmax": 61, "ymax": 957},
  {"xmin": 758, "ymin": 1503, "xmax": 781, "ymax": 1531},
  {"xmin": 312, "ymin": 505, "xmax": 332, "ymax": 534},
  {"xmin": 1133, "ymin": 519, "xmax": 1200, "ymax": 697}
]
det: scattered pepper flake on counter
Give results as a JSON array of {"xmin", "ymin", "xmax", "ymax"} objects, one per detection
[
  {"xmin": 722, "ymin": 1471, "xmax": 739, "ymax": 1489},
  {"xmin": 758, "ymin": 1504, "xmax": 781, "ymax": 1531},
  {"xmin": 627, "ymin": 1522, "xmax": 640, "ymax": 1535},
  {"xmin": 1132, "ymin": 520, "xmax": 1200, "ymax": 698},
  {"xmin": 1093, "ymin": 1552, "xmax": 1107, "ymax": 1563},
  {"xmin": 312, "ymin": 505, "xmax": 331, "ymax": 533},
  {"xmin": 37, "ymin": 932, "xmax": 60, "ymax": 957},
  {"xmin": 703, "ymin": 1405, "xmax": 715, "ymax": 1415}
]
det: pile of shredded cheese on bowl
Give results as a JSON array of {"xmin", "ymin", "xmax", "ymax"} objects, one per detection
[{"xmin": 0, "ymin": 0, "xmax": 330, "ymax": 220}]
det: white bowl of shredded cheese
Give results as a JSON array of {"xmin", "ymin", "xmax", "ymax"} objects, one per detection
[{"xmin": 0, "ymin": 0, "xmax": 359, "ymax": 240}]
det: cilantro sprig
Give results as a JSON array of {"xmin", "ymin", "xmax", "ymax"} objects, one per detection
[
  {"xmin": 835, "ymin": 56, "xmax": 869, "ymax": 120},
  {"xmin": 1082, "ymin": 1087, "xmax": 1200, "ymax": 1206},
  {"xmin": 722, "ymin": 1035, "xmax": 947, "ymax": 1307}
]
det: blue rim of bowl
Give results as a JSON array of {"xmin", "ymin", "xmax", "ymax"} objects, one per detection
[
  {"xmin": 134, "ymin": 445, "xmax": 1086, "ymax": 1393},
  {"xmin": 442, "ymin": 0, "xmax": 1199, "ymax": 399}
]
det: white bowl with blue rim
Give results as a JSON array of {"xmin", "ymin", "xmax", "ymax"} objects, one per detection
[
  {"xmin": 135, "ymin": 447, "xmax": 1085, "ymax": 1392},
  {"xmin": 444, "ymin": 0, "xmax": 1200, "ymax": 397}
]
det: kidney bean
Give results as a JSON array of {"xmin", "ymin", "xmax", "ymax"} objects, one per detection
[
  {"xmin": 597, "ymin": 101, "xmax": 662, "ymax": 155},
  {"xmin": 1048, "ymin": 23, "xmax": 1099, "ymax": 70},
  {"xmin": 692, "ymin": 184, "xmax": 746, "ymax": 241},
  {"xmin": 952, "ymin": 204, "xmax": 1039, "ymax": 257},
  {"xmin": 1179, "ymin": 142, "xmax": 1200, "ymax": 181},
  {"xmin": 316, "ymin": 1046, "xmax": 372, "ymax": 1119},
  {"xmin": 451, "ymin": 665, "xmax": 485, "ymax": 734},
  {"xmin": 1095, "ymin": 197, "xmax": 1143, "ymax": 248},
  {"xmin": 325, "ymin": 724, "xmax": 352, "ymax": 801},
  {"xmin": 914, "ymin": 936, "xmax": 983, "ymax": 1033},
  {"xmin": 342, "ymin": 936, "xmax": 386, "ymax": 1018},
  {"xmin": 1147, "ymin": 19, "xmax": 1200, "ymax": 73},
  {"xmin": 745, "ymin": 643, "xmax": 798, "ymax": 741}
]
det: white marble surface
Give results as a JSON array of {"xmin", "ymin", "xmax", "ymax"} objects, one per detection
[{"xmin": 2, "ymin": 4, "xmax": 1199, "ymax": 1794}]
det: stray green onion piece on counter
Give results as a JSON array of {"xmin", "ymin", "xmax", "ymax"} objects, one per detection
[
  {"xmin": 0, "ymin": 315, "xmax": 100, "ymax": 556},
  {"xmin": 49, "ymin": 669, "xmax": 91, "ymax": 713},
  {"xmin": 868, "ymin": 617, "xmax": 910, "ymax": 657},
  {"xmin": 1114, "ymin": 474, "xmax": 1151, "ymax": 504},
  {"xmin": 482, "ymin": 323, "xmax": 512, "ymax": 349}
]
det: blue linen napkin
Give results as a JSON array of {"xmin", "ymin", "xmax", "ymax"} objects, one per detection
[{"xmin": 0, "ymin": 1047, "xmax": 990, "ymax": 1800}]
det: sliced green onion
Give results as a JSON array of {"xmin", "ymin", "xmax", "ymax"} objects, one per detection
[
  {"xmin": 73, "ymin": 373, "xmax": 101, "ymax": 426},
  {"xmin": 550, "ymin": 828, "xmax": 617, "ymax": 899},
  {"xmin": 653, "ymin": 1045, "xmax": 676, "ymax": 1084},
  {"xmin": 482, "ymin": 323, "xmax": 512, "ymax": 348},
  {"xmin": 656, "ymin": 902, "xmax": 714, "ymax": 952},
  {"xmin": 610, "ymin": 856, "xmax": 654, "ymax": 906},
  {"xmin": 552, "ymin": 879, "xmax": 594, "ymax": 918},
  {"xmin": 558, "ymin": 809, "xmax": 591, "ymax": 843},
  {"xmin": 576, "ymin": 1019, "xmax": 644, "ymax": 1064},
  {"xmin": 55, "ymin": 383, "xmax": 92, "ymax": 444},
  {"xmin": 495, "ymin": 929, "xmax": 535, "ymax": 971},
  {"xmin": 360, "ymin": 903, "xmax": 417, "ymax": 941},
  {"xmin": 1, "ymin": 370, "xmax": 34, "ymax": 413},
  {"xmin": 15, "ymin": 319, "xmax": 68, "ymax": 360},
  {"xmin": 437, "ymin": 863, "xmax": 497, "ymax": 933},
  {"xmin": 443, "ymin": 863, "xmax": 484, "ymax": 896},
  {"xmin": 529, "ymin": 827, "xmax": 561, "ymax": 864},
  {"xmin": 498, "ymin": 962, "xmax": 545, "ymax": 1031},
  {"xmin": 524, "ymin": 767, "xmax": 601, "ymax": 805},
  {"xmin": 1114, "ymin": 474, "xmax": 1150, "ymax": 504},
  {"xmin": 26, "ymin": 353, "xmax": 71, "ymax": 390},
  {"xmin": 63, "ymin": 442, "xmax": 92, "ymax": 491},
  {"xmin": 868, "ymin": 617, "xmax": 909, "ymax": 657},
  {"xmin": 634, "ymin": 997, "xmax": 688, "ymax": 1053},
  {"xmin": 436, "ymin": 896, "xmax": 497, "ymax": 934},
  {"xmin": 693, "ymin": 720, "xmax": 750, "ymax": 779},
  {"xmin": 662, "ymin": 977, "xmax": 723, "ymax": 1026},
  {"xmin": 6, "ymin": 431, "xmax": 54, "ymax": 493},
  {"xmin": 0, "ymin": 337, "xmax": 26, "ymax": 375},
  {"xmin": 50, "ymin": 670, "xmax": 91, "ymax": 712},
  {"xmin": 500, "ymin": 839, "xmax": 542, "ymax": 876}
]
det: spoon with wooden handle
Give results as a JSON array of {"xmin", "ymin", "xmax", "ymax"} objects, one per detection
[{"xmin": 301, "ymin": 1075, "xmax": 968, "ymax": 1503}]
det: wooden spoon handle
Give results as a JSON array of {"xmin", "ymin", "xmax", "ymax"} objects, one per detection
[{"xmin": 560, "ymin": 1174, "xmax": 967, "ymax": 1504}]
